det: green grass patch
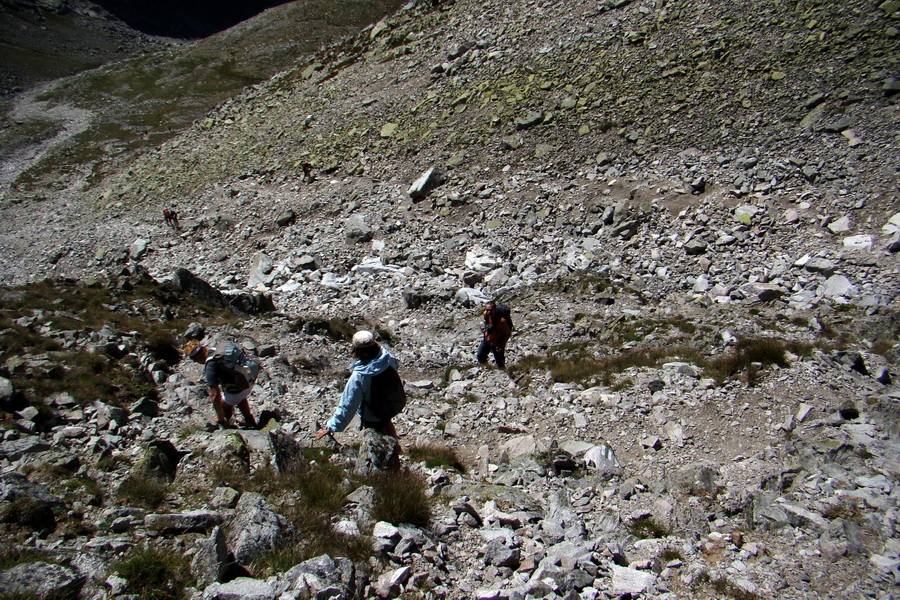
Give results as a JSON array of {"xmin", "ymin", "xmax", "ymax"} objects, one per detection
[
  {"xmin": 249, "ymin": 458, "xmax": 377, "ymax": 575},
  {"xmin": 0, "ymin": 275, "xmax": 240, "ymax": 410},
  {"xmin": 510, "ymin": 344, "xmax": 703, "ymax": 385},
  {"xmin": 627, "ymin": 515, "xmax": 670, "ymax": 539},
  {"xmin": 116, "ymin": 475, "xmax": 169, "ymax": 509},
  {"xmin": 406, "ymin": 444, "xmax": 466, "ymax": 473},
  {"xmin": 0, "ymin": 548, "xmax": 54, "ymax": 572},
  {"xmin": 114, "ymin": 545, "xmax": 193, "ymax": 600},
  {"xmin": 368, "ymin": 468, "xmax": 431, "ymax": 527}
]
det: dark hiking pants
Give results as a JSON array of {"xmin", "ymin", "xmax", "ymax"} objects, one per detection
[{"xmin": 477, "ymin": 339, "xmax": 505, "ymax": 369}]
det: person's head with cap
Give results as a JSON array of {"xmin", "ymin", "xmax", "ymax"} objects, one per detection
[
  {"xmin": 183, "ymin": 339, "xmax": 207, "ymax": 363},
  {"xmin": 351, "ymin": 330, "xmax": 380, "ymax": 361}
]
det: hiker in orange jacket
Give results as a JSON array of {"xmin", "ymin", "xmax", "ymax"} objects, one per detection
[{"xmin": 477, "ymin": 300, "xmax": 511, "ymax": 369}]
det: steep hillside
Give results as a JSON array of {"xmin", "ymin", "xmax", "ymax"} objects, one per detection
[
  {"xmin": 89, "ymin": 0, "xmax": 899, "ymax": 212},
  {"xmin": 0, "ymin": 0, "xmax": 173, "ymax": 95},
  {"xmin": 0, "ymin": 1, "xmax": 898, "ymax": 599},
  {"xmin": 0, "ymin": 0, "xmax": 407, "ymax": 203}
]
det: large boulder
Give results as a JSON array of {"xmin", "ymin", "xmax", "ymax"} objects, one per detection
[
  {"xmin": 356, "ymin": 429, "xmax": 400, "ymax": 475},
  {"xmin": 282, "ymin": 555, "xmax": 356, "ymax": 600},
  {"xmin": 172, "ymin": 268, "xmax": 228, "ymax": 308},
  {"xmin": 191, "ymin": 526, "xmax": 229, "ymax": 587},
  {"xmin": 0, "ymin": 562, "xmax": 82, "ymax": 598},
  {"xmin": 227, "ymin": 492, "xmax": 295, "ymax": 565}
]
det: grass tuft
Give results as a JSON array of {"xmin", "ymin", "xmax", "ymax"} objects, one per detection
[
  {"xmin": 703, "ymin": 337, "xmax": 811, "ymax": 385},
  {"xmin": 116, "ymin": 475, "xmax": 169, "ymax": 509},
  {"xmin": 113, "ymin": 545, "xmax": 193, "ymax": 600},
  {"xmin": 406, "ymin": 444, "xmax": 466, "ymax": 473},
  {"xmin": 509, "ymin": 344, "xmax": 703, "ymax": 385},
  {"xmin": 627, "ymin": 515, "xmax": 670, "ymax": 539},
  {"xmin": 368, "ymin": 468, "xmax": 431, "ymax": 526}
]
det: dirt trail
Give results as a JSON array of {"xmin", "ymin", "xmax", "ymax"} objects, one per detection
[{"xmin": 0, "ymin": 83, "xmax": 93, "ymax": 201}]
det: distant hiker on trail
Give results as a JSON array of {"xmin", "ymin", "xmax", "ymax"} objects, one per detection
[
  {"xmin": 163, "ymin": 208, "xmax": 179, "ymax": 228},
  {"xmin": 301, "ymin": 162, "xmax": 314, "ymax": 183},
  {"xmin": 316, "ymin": 331, "xmax": 405, "ymax": 441},
  {"xmin": 477, "ymin": 300, "xmax": 512, "ymax": 370},
  {"xmin": 184, "ymin": 340, "xmax": 258, "ymax": 430}
]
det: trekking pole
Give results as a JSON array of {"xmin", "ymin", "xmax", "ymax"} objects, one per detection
[{"xmin": 315, "ymin": 420, "xmax": 340, "ymax": 447}]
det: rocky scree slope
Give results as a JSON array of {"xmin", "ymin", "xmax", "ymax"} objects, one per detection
[
  {"xmin": 0, "ymin": 0, "xmax": 899, "ymax": 599},
  {"xmin": 0, "ymin": 254, "xmax": 898, "ymax": 600}
]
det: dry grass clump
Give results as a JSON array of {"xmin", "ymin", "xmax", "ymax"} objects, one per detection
[
  {"xmin": 367, "ymin": 468, "xmax": 432, "ymax": 527},
  {"xmin": 406, "ymin": 444, "xmax": 466, "ymax": 473},
  {"xmin": 115, "ymin": 475, "xmax": 169, "ymax": 509},
  {"xmin": 113, "ymin": 544, "xmax": 193, "ymax": 600},
  {"xmin": 510, "ymin": 344, "xmax": 703, "ymax": 385},
  {"xmin": 703, "ymin": 337, "xmax": 812, "ymax": 386}
]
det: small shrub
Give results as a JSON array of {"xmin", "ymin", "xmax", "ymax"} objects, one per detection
[
  {"xmin": 703, "ymin": 337, "xmax": 810, "ymax": 385},
  {"xmin": 369, "ymin": 468, "xmax": 431, "ymax": 526},
  {"xmin": 510, "ymin": 344, "xmax": 703, "ymax": 385},
  {"xmin": 627, "ymin": 515, "xmax": 670, "ymax": 539},
  {"xmin": 659, "ymin": 547, "xmax": 684, "ymax": 563},
  {"xmin": 114, "ymin": 545, "xmax": 193, "ymax": 600},
  {"xmin": 143, "ymin": 326, "xmax": 180, "ymax": 362},
  {"xmin": 406, "ymin": 444, "xmax": 466, "ymax": 473},
  {"xmin": 871, "ymin": 339, "xmax": 894, "ymax": 356},
  {"xmin": 116, "ymin": 475, "xmax": 168, "ymax": 509}
]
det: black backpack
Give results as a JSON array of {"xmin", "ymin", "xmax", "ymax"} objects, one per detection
[
  {"xmin": 495, "ymin": 303, "xmax": 513, "ymax": 331},
  {"xmin": 364, "ymin": 366, "xmax": 406, "ymax": 422},
  {"xmin": 213, "ymin": 342, "xmax": 259, "ymax": 395}
]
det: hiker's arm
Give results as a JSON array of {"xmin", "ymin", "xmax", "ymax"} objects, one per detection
[{"xmin": 325, "ymin": 373, "xmax": 364, "ymax": 433}]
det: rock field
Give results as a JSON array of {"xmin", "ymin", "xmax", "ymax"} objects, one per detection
[{"xmin": 0, "ymin": 0, "xmax": 898, "ymax": 598}]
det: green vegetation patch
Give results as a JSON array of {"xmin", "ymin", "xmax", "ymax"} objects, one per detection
[
  {"xmin": 0, "ymin": 275, "xmax": 239, "ymax": 412},
  {"xmin": 627, "ymin": 515, "xmax": 671, "ymax": 539},
  {"xmin": 367, "ymin": 468, "xmax": 431, "ymax": 527},
  {"xmin": 406, "ymin": 444, "xmax": 466, "ymax": 473},
  {"xmin": 116, "ymin": 475, "xmax": 169, "ymax": 510},
  {"xmin": 113, "ymin": 544, "xmax": 194, "ymax": 600},
  {"xmin": 703, "ymin": 337, "xmax": 812, "ymax": 385},
  {"xmin": 511, "ymin": 344, "xmax": 703, "ymax": 385}
]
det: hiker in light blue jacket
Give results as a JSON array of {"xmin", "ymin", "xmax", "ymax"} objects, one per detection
[{"xmin": 317, "ymin": 331, "xmax": 400, "ymax": 439}]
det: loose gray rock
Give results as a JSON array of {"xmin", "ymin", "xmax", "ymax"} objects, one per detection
[
  {"xmin": 202, "ymin": 577, "xmax": 276, "ymax": 600},
  {"xmin": 247, "ymin": 252, "xmax": 275, "ymax": 288},
  {"xmin": 227, "ymin": 492, "xmax": 295, "ymax": 564},
  {"xmin": 356, "ymin": 428, "xmax": 400, "ymax": 475},
  {"xmin": 345, "ymin": 214, "xmax": 373, "ymax": 243},
  {"xmin": 145, "ymin": 510, "xmax": 222, "ymax": 534},
  {"xmin": 0, "ymin": 561, "xmax": 82, "ymax": 599}
]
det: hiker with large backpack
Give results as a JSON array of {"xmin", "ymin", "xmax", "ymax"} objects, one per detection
[
  {"xmin": 316, "ymin": 331, "xmax": 405, "ymax": 441},
  {"xmin": 183, "ymin": 340, "xmax": 259, "ymax": 430},
  {"xmin": 477, "ymin": 300, "xmax": 512, "ymax": 369}
]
